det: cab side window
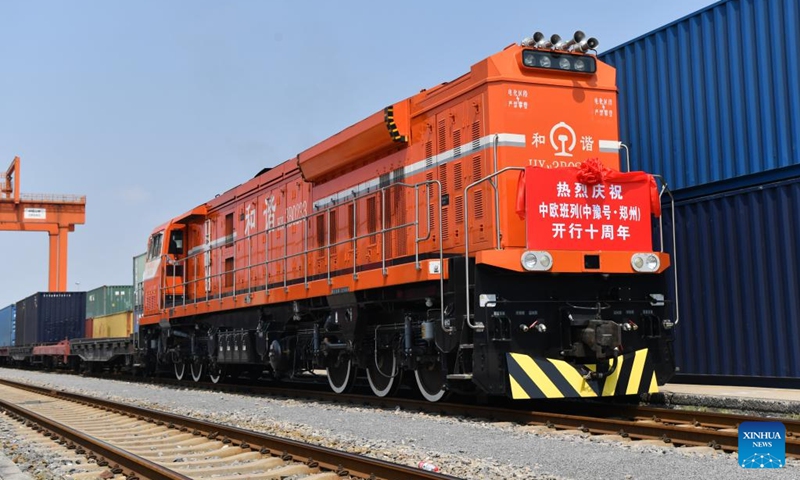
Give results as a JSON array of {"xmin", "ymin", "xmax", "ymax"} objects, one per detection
[{"xmin": 168, "ymin": 230, "xmax": 184, "ymax": 255}]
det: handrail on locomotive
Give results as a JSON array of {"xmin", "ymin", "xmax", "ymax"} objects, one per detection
[
  {"xmin": 158, "ymin": 179, "xmax": 446, "ymax": 330},
  {"xmin": 463, "ymin": 165, "xmax": 526, "ymax": 332},
  {"xmin": 653, "ymin": 175, "xmax": 679, "ymax": 327}
]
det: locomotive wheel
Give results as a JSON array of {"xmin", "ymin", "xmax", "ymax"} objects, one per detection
[
  {"xmin": 326, "ymin": 356, "xmax": 356, "ymax": 394},
  {"xmin": 414, "ymin": 363, "xmax": 447, "ymax": 402},
  {"xmin": 190, "ymin": 359, "xmax": 203, "ymax": 382},
  {"xmin": 366, "ymin": 350, "xmax": 401, "ymax": 397},
  {"xmin": 174, "ymin": 362, "xmax": 186, "ymax": 381},
  {"xmin": 208, "ymin": 364, "xmax": 223, "ymax": 384}
]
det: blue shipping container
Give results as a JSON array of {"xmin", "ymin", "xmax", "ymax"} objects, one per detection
[
  {"xmin": 600, "ymin": 0, "xmax": 800, "ymax": 191},
  {"xmin": 0, "ymin": 304, "xmax": 14, "ymax": 347},
  {"xmin": 665, "ymin": 172, "xmax": 800, "ymax": 380},
  {"xmin": 15, "ymin": 292, "xmax": 86, "ymax": 345}
]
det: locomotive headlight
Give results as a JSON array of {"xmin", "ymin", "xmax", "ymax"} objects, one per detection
[
  {"xmin": 539, "ymin": 56, "xmax": 551, "ymax": 68},
  {"xmin": 539, "ymin": 254, "xmax": 551, "ymax": 269},
  {"xmin": 521, "ymin": 50, "xmax": 596, "ymax": 74},
  {"xmin": 522, "ymin": 52, "xmax": 535, "ymax": 66},
  {"xmin": 645, "ymin": 254, "xmax": 660, "ymax": 271},
  {"xmin": 522, "ymin": 251, "xmax": 538, "ymax": 270},
  {"xmin": 631, "ymin": 253, "xmax": 660, "ymax": 272},
  {"xmin": 521, "ymin": 251, "xmax": 553, "ymax": 271}
]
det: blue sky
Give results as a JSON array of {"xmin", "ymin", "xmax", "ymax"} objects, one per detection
[{"xmin": 0, "ymin": 0, "xmax": 718, "ymax": 308}]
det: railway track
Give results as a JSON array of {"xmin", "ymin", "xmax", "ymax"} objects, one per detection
[
  {"xmin": 0, "ymin": 378, "xmax": 459, "ymax": 480},
  {"xmin": 90, "ymin": 372, "xmax": 800, "ymax": 459}
]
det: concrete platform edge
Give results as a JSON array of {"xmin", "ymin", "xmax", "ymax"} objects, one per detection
[{"xmin": 645, "ymin": 391, "xmax": 800, "ymax": 416}]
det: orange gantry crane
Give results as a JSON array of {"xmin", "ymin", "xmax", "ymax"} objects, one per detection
[{"xmin": 0, "ymin": 156, "xmax": 86, "ymax": 291}]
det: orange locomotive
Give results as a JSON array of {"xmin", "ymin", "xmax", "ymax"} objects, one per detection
[{"xmin": 141, "ymin": 31, "xmax": 677, "ymax": 400}]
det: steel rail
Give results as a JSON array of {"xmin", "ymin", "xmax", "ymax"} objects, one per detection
[
  {"xmin": 582, "ymin": 403, "xmax": 800, "ymax": 436},
  {"xmin": 0, "ymin": 394, "xmax": 190, "ymax": 480},
  {"xmin": 359, "ymin": 395, "xmax": 800, "ymax": 456},
  {"xmin": 0, "ymin": 378, "xmax": 459, "ymax": 480},
  {"xmin": 93, "ymin": 374, "xmax": 800, "ymax": 457}
]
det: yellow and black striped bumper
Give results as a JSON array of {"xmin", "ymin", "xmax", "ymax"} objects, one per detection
[{"xmin": 506, "ymin": 348, "xmax": 658, "ymax": 399}]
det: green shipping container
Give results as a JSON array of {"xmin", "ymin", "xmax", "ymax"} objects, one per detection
[{"xmin": 86, "ymin": 285, "xmax": 133, "ymax": 319}]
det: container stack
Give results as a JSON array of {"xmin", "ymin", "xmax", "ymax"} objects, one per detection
[
  {"xmin": 85, "ymin": 285, "xmax": 134, "ymax": 339},
  {"xmin": 600, "ymin": 0, "xmax": 800, "ymax": 383}
]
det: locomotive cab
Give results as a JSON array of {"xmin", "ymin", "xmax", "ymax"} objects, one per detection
[
  {"xmin": 164, "ymin": 225, "xmax": 186, "ymax": 300},
  {"xmin": 142, "ymin": 223, "xmax": 188, "ymax": 317}
]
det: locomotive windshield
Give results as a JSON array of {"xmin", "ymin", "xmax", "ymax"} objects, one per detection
[{"xmin": 147, "ymin": 232, "xmax": 163, "ymax": 261}]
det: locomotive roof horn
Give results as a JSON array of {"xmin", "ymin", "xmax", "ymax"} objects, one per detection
[
  {"xmin": 550, "ymin": 34, "xmax": 567, "ymax": 50},
  {"xmin": 574, "ymin": 36, "xmax": 600, "ymax": 53},
  {"xmin": 563, "ymin": 31, "xmax": 586, "ymax": 51},
  {"xmin": 534, "ymin": 31, "xmax": 551, "ymax": 48},
  {"xmin": 524, "ymin": 30, "xmax": 598, "ymax": 52}
]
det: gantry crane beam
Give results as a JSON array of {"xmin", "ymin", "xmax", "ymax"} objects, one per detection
[{"xmin": 0, "ymin": 156, "xmax": 86, "ymax": 291}]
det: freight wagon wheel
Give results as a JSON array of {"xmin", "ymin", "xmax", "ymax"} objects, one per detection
[
  {"xmin": 414, "ymin": 363, "xmax": 447, "ymax": 402},
  {"xmin": 174, "ymin": 362, "xmax": 186, "ymax": 381},
  {"xmin": 326, "ymin": 356, "xmax": 356, "ymax": 394},
  {"xmin": 366, "ymin": 350, "xmax": 401, "ymax": 397},
  {"xmin": 190, "ymin": 359, "xmax": 203, "ymax": 382}
]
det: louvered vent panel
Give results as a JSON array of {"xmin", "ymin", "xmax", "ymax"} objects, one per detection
[
  {"xmin": 329, "ymin": 209, "xmax": 338, "ymax": 245},
  {"xmin": 383, "ymin": 189, "xmax": 393, "ymax": 259},
  {"xmin": 315, "ymin": 214, "xmax": 326, "ymax": 257},
  {"xmin": 472, "ymin": 120, "xmax": 481, "ymax": 148},
  {"xmin": 428, "ymin": 204, "xmax": 434, "ymax": 231},
  {"xmin": 474, "ymin": 190, "xmax": 484, "ymax": 219},
  {"xmin": 441, "ymin": 207, "xmax": 449, "ymax": 241},
  {"xmin": 367, "ymin": 197, "xmax": 377, "ymax": 243},
  {"xmin": 454, "ymin": 161, "xmax": 463, "ymax": 192},
  {"xmin": 472, "ymin": 155, "xmax": 482, "ymax": 181},
  {"xmin": 453, "ymin": 129, "xmax": 462, "ymax": 158},
  {"xmin": 455, "ymin": 195, "xmax": 464, "ymax": 224},
  {"xmin": 439, "ymin": 165, "xmax": 448, "ymax": 193},
  {"xmin": 394, "ymin": 186, "xmax": 406, "ymax": 256},
  {"xmin": 426, "ymin": 172, "xmax": 434, "ymax": 200},
  {"xmin": 437, "ymin": 120, "xmax": 447, "ymax": 154},
  {"xmin": 384, "ymin": 208, "xmax": 393, "ymax": 258}
]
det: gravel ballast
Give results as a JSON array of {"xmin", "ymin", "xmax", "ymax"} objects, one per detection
[
  {"xmin": 0, "ymin": 410, "xmax": 107, "ymax": 480},
  {"xmin": 0, "ymin": 368, "xmax": 796, "ymax": 479}
]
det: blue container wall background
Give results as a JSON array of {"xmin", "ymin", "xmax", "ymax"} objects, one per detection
[
  {"xmin": 666, "ymin": 174, "xmax": 800, "ymax": 379},
  {"xmin": 0, "ymin": 304, "xmax": 14, "ymax": 346},
  {"xmin": 600, "ymin": 0, "xmax": 800, "ymax": 190}
]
